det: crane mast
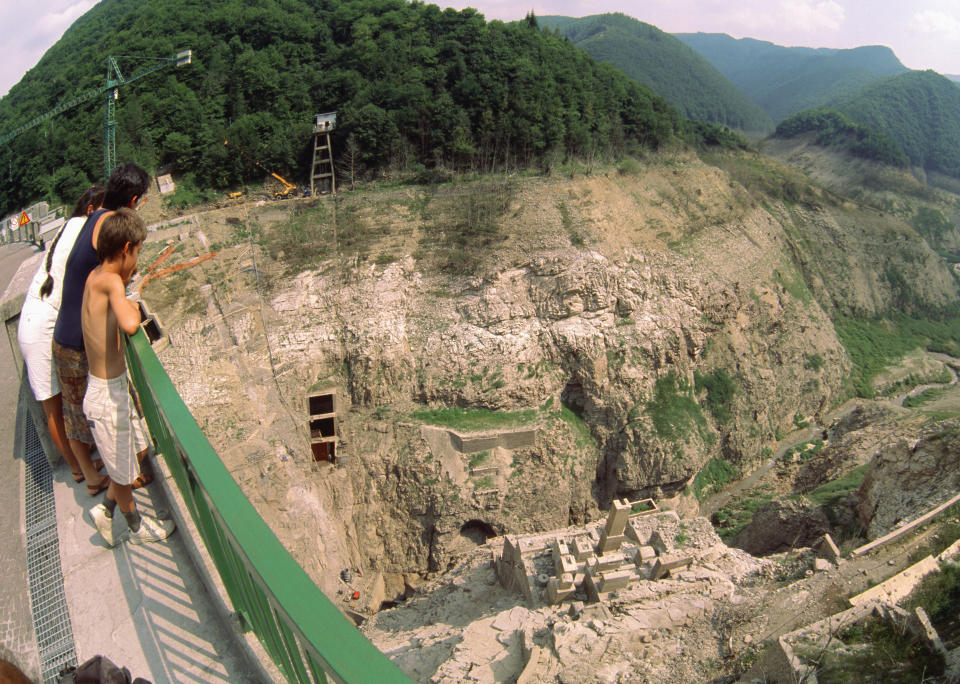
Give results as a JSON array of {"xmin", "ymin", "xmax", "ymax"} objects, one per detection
[{"xmin": 0, "ymin": 49, "xmax": 191, "ymax": 181}]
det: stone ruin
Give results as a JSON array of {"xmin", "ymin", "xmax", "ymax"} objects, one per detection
[{"xmin": 494, "ymin": 498, "xmax": 696, "ymax": 606}]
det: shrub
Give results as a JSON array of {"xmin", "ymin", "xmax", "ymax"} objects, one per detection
[
  {"xmin": 808, "ymin": 465, "xmax": 867, "ymax": 507},
  {"xmin": 691, "ymin": 458, "xmax": 736, "ymax": 500},
  {"xmin": 410, "ymin": 406, "xmax": 538, "ymax": 431},
  {"xmin": 646, "ymin": 371, "xmax": 708, "ymax": 443},
  {"xmin": 694, "ymin": 368, "xmax": 737, "ymax": 424}
]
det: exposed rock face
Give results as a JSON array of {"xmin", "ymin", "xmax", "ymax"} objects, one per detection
[
  {"xmin": 149, "ymin": 159, "xmax": 959, "ymax": 592},
  {"xmin": 729, "ymin": 498, "xmax": 832, "ymax": 555},
  {"xmin": 857, "ymin": 421, "xmax": 960, "ymax": 539}
]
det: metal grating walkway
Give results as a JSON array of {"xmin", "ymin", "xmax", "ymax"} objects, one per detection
[{"xmin": 22, "ymin": 409, "xmax": 77, "ymax": 683}]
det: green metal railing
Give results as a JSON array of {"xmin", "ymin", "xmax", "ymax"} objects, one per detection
[{"xmin": 124, "ymin": 329, "xmax": 412, "ymax": 684}]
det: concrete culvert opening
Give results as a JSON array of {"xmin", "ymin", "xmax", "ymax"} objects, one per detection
[{"xmin": 459, "ymin": 519, "xmax": 497, "ymax": 546}]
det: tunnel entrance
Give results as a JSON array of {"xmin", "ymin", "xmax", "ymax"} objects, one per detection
[
  {"xmin": 561, "ymin": 380, "xmax": 586, "ymax": 416},
  {"xmin": 459, "ymin": 519, "xmax": 497, "ymax": 546}
]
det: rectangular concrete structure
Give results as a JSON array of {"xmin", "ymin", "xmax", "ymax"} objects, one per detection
[
  {"xmin": 598, "ymin": 533, "xmax": 626, "ymax": 554},
  {"xmin": 596, "ymin": 551, "xmax": 627, "ymax": 572},
  {"xmin": 450, "ymin": 427, "xmax": 538, "ymax": 453},
  {"xmin": 815, "ymin": 533, "xmax": 842, "ymax": 564},
  {"xmin": 603, "ymin": 499, "xmax": 631, "ymax": 537},
  {"xmin": 650, "ymin": 553, "xmax": 692, "ymax": 580},
  {"xmin": 571, "ymin": 536, "xmax": 593, "ymax": 561},
  {"xmin": 849, "ymin": 555, "xmax": 939, "ymax": 606},
  {"xmin": 596, "ymin": 569, "xmax": 634, "ymax": 593}
]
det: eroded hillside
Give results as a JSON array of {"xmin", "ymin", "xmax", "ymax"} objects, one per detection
[{"xmin": 141, "ymin": 149, "xmax": 959, "ymax": 614}]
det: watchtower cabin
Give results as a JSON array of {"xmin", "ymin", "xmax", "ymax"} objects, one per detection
[
  {"xmin": 308, "ymin": 389, "xmax": 338, "ymax": 463},
  {"xmin": 311, "ymin": 112, "xmax": 337, "ymax": 196}
]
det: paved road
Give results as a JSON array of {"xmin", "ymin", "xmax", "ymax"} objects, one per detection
[{"xmin": 0, "ymin": 242, "xmax": 42, "ymax": 680}]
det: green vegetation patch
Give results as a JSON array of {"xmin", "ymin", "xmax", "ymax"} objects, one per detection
[
  {"xmin": 836, "ymin": 313, "xmax": 960, "ymax": 397},
  {"xmin": 912, "ymin": 206, "xmax": 955, "ymax": 243},
  {"xmin": 773, "ymin": 266, "xmax": 813, "ymax": 304},
  {"xmin": 775, "ymin": 107, "xmax": 909, "ymax": 167},
  {"xmin": 816, "ymin": 617, "xmax": 945, "ymax": 682},
  {"xmin": 469, "ymin": 450, "xmax": 489, "ymax": 468},
  {"xmin": 711, "ymin": 486, "xmax": 775, "ymax": 540},
  {"xmin": 410, "ymin": 406, "xmax": 538, "ymax": 432},
  {"xmin": 807, "ymin": 465, "xmax": 867, "ymax": 507},
  {"xmin": 835, "ymin": 317, "xmax": 923, "ymax": 397},
  {"xmin": 781, "ymin": 438, "xmax": 825, "ymax": 463},
  {"xmin": 901, "ymin": 387, "xmax": 949, "ymax": 408},
  {"xmin": 904, "ymin": 560, "xmax": 960, "ymax": 634},
  {"xmin": 691, "ymin": 458, "xmax": 736, "ymax": 501},
  {"xmin": 559, "ymin": 404, "xmax": 599, "ymax": 455},
  {"xmin": 646, "ymin": 371, "xmax": 709, "ymax": 444},
  {"xmin": 694, "ymin": 368, "xmax": 737, "ymax": 424},
  {"xmin": 162, "ymin": 173, "xmax": 220, "ymax": 210}
]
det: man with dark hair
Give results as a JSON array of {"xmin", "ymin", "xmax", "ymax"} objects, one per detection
[
  {"xmin": 101, "ymin": 162, "xmax": 150, "ymax": 211},
  {"xmin": 52, "ymin": 163, "xmax": 151, "ymax": 495}
]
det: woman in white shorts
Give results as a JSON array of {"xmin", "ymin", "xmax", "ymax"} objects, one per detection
[{"xmin": 17, "ymin": 186, "xmax": 107, "ymax": 491}]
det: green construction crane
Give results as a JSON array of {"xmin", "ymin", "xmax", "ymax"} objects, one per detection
[{"xmin": 0, "ymin": 49, "xmax": 191, "ymax": 181}]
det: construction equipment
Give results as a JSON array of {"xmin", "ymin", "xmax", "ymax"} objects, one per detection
[
  {"xmin": 223, "ymin": 140, "xmax": 299, "ymax": 199},
  {"xmin": 0, "ymin": 50, "xmax": 191, "ymax": 181}
]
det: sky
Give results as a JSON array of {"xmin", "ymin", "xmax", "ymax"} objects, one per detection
[{"xmin": 2, "ymin": 0, "xmax": 959, "ymax": 98}]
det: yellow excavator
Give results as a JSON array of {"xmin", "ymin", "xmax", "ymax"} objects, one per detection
[{"xmin": 223, "ymin": 140, "xmax": 299, "ymax": 199}]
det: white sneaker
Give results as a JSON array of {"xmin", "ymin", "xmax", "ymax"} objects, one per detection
[
  {"xmin": 127, "ymin": 514, "xmax": 176, "ymax": 544},
  {"xmin": 88, "ymin": 503, "xmax": 116, "ymax": 548}
]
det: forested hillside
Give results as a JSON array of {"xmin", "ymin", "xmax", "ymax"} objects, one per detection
[
  {"xmin": 676, "ymin": 32, "xmax": 908, "ymax": 122},
  {"xmin": 0, "ymin": 0, "xmax": 680, "ymax": 213},
  {"xmin": 776, "ymin": 71, "xmax": 960, "ymax": 180},
  {"xmin": 834, "ymin": 71, "xmax": 960, "ymax": 179},
  {"xmin": 774, "ymin": 109, "xmax": 908, "ymax": 167},
  {"xmin": 540, "ymin": 14, "xmax": 772, "ymax": 132}
]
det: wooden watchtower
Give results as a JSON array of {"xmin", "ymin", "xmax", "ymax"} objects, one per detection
[{"xmin": 311, "ymin": 112, "xmax": 337, "ymax": 195}]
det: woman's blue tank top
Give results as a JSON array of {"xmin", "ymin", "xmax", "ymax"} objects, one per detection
[{"xmin": 53, "ymin": 209, "xmax": 109, "ymax": 350}]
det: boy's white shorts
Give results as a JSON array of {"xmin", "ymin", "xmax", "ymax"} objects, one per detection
[{"xmin": 83, "ymin": 373, "xmax": 149, "ymax": 485}]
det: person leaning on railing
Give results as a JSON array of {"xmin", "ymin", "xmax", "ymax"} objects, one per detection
[
  {"xmin": 17, "ymin": 185, "xmax": 105, "ymax": 490},
  {"xmin": 52, "ymin": 163, "xmax": 151, "ymax": 498}
]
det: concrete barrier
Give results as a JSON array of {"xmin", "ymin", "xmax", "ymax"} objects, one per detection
[
  {"xmin": 449, "ymin": 427, "xmax": 538, "ymax": 453},
  {"xmin": 849, "ymin": 556, "xmax": 939, "ymax": 606}
]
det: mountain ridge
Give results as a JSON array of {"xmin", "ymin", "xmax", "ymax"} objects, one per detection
[
  {"xmin": 540, "ymin": 14, "xmax": 772, "ymax": 132},
  {"xmin": 675, "ymin": 32, "xmax": 909, "ymax": 122}
]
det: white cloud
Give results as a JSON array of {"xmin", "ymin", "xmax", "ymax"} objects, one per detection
[
  {"xmin": 909, "ymin": 9, "xmax": 960, "ymax": 39},
  {"xmin": 36, "ymin": 0, "xmax": 98, "ymax": 37},
  {"xmin": 778, "ymin": 0, "xmax": 845, "ymax": 32},
  {"xmin": 635, "ymin": 0, "xmax": 845, "ymax": 36},
  {"xmin": 0, "ymin": 0, "xmax": 99, "ymax": 96}
]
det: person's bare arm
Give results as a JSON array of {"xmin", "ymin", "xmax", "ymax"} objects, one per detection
[{"xmin": 107, "ymin": 275, "xmax": 141, "ymax": 335}]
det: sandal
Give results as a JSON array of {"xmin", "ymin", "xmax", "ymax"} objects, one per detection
[
  {"xmin": 130, "ymin": 471, "xmax": 153, "ymax": 490},
  {"xmin": 73, "ymin": 459, "xmax": 105, "ymax": 483},
  {"xmin": 86, "ymin": 476, "xmax": 110, "ymax": 496}
]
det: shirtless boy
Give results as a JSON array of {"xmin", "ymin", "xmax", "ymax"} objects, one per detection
[{"xmin": 83, "ymin": 208, "xmax": 175, "ymax": 545}]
